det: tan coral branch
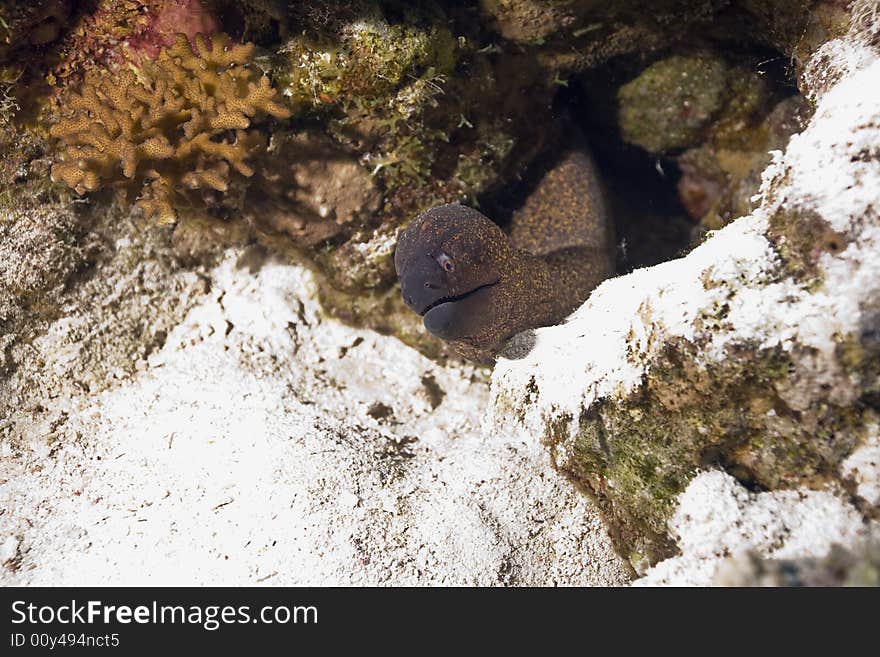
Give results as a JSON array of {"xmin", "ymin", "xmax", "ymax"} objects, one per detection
[{"xmin": 50, "ymin": 32, "xmax": 290, "ymax": 223}]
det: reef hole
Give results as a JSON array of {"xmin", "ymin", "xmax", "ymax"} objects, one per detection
[{"xmin": 481, "ymin": 45, "xmax": 805, "ymax": 275}]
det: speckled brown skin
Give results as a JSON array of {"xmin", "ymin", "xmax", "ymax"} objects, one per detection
[{"xmin": 395, "ymin": 140, "xmax": 614, "ymax": 363}]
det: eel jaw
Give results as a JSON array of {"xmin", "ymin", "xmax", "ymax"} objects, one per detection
[
  {"xmin": 421, "ymin": 280, "xmax": 500, "ymax": 341},
  {"xmin": 418, "ymin": 281, "xmax": 499, "ymax": 317}
]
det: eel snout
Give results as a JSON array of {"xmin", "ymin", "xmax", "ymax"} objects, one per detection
[
  {"xmin": 399, "ymin": 255, "xmax": 449, "ymax": 315},
  {"xmin": 400, "ymin": 256, "xmax": 497, "ymax": 315}
]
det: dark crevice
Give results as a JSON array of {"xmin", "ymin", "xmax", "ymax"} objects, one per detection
[{"xmin": 480, "ymin": 41, "xmax": 803, "ymax": 277}]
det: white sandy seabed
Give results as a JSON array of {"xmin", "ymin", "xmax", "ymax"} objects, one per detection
[{"xmin": 0, "ymin": 249, "xmax": 631, "ymax": 586}]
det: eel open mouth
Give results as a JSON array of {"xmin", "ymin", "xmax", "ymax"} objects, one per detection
[{"xmin": 418, "ymin": 281, "xmax": 499, "ymax": 316}]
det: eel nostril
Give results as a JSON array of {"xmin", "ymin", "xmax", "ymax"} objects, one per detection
[{"xmin": 425, "ymin": 282, "xmax": 437, "ymax": 289}]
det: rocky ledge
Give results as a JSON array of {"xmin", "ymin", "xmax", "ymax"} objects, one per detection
[{"xmin": 487, "ymin": 23, "xmax": 880, "ymax": 578}]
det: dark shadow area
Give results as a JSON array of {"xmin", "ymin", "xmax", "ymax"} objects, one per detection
[{"xmin": 479, "ymin": 42, "xmax": 800, "ymax": 277}]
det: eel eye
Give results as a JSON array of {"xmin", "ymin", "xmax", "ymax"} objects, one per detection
[{"xmin": 438, "ymin": 253, "xmax": 455, "ymax": 273}]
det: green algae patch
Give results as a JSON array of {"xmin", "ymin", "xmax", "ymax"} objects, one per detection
[
  {"xmin": 275, "ymin": 14, "xmax": 457, "ymax": 113},
  {"xmin": 547, "ymin": 338, "xmax": 869, "ymax": 567},
  {"xmin": 617, "ymin": 51, "xmax": 782, "ymax": 155}
]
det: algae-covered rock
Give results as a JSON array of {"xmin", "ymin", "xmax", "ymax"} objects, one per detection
[
  {"xmin": 713, "ymin": 543, "xmax": 880, "ymax": 587},
  {"xmin": 479, "ymin": 0, "xmax": 598, "ymax": 43},
  {"xmin": 275, "ymin": 5, "xmax": 457, "ymax": 113},
  {"xmin": 616, "ymin": 49, "xmax": 811, "ymax": 234},
  {"xmin": 617, "ymin": 52, "xmax": 772, "ymax": 155},
  {"xmin": 678, "ymin": 95, "xmax": 810, "ymax": 231},
  {"xmin": 265, "ymin": 1, "xmax": 560, "ymax": 294}
]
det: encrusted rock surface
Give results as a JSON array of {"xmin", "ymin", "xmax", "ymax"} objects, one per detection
[{"xmin": 635, "ymin": 471, "xmax": 876, "ymax": 585}]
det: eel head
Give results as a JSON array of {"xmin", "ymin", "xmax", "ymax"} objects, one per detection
[{"xmin": 394, "ymin": 204, "xmax": 516, "ymax": 343}]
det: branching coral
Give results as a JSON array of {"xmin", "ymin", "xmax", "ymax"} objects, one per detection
[{"xmin": 50, "ymin": 33, "xmax": 290, "ymax": 224}]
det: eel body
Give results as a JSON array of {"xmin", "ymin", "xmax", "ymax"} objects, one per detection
[{"xmin": 394, "ymin": 137, "xmax": 615, "ymax": 363}]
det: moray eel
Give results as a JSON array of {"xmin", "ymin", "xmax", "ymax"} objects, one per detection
[{"xmin": 395, "ymin": 138, "xmax": 615, "ymax": 363}]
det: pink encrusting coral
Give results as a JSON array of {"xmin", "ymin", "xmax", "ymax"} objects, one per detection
[
  {"xmin": 47, "ymin": 1, "xmax": 221, "ymax": 89},
  {"xmin": 127, "ymin": 0, "xmax": 221, "ymax": 60}
]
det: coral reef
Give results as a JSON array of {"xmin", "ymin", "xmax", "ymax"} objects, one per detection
[
  {"xmin": 7, "ymin": 0, "xmax": 843, "ymax": 331},
  {"xmin": 49, "ymin": 34, "xmax": 290, "ymax": 224},
  {"xmin": 3, "ymin": 0, "xmax": 878, "ymax": 587}
]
